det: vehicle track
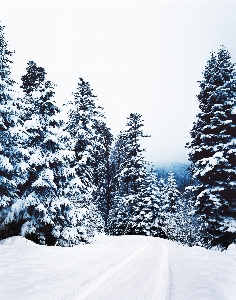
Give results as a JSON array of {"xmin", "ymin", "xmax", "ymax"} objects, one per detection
[
  {"xmin": 74, "ymin": 237, "xmax": 149, "ymax": 300},
  {"xmin": 151, "ymin": 240, "xmax": 170, "ymax": 300}
]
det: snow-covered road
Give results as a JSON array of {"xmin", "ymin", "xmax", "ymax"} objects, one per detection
[
  {"xmin": 76, "ymin": 237, "xmax": 169, "ymax": 300},
  {"xmin": 0, "ymin": 235, "xmax": 236, "ymax": 300}
]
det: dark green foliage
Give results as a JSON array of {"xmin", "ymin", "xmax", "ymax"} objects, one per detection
[
  {"xmin": 0, "ymin": 23, "xmax": 24, "ymax": 234},
  {"xmin": 186, "ymin": 46, "xmax": 236, "ymax": 248},
  {"xmin": 0, "ymin": 220, "xmax": 24, "ymax": 240},
  {"xmin": 114, "ymin": 113, "xmax": 150, "ymax": 196},
  {"xmin": 21, "ymin": 61, "xmax": 46, "ymax": 94},
  {"xmin": 0, "ymin": 23, "xmax": 15, "ymax": 87},
  {"xmin": 66, "ymin": 78, "xmax": 113, "ymax": 231},
  {"xmin": 108, "ymin": 113, "xmax": 159, "ymax": 236}
]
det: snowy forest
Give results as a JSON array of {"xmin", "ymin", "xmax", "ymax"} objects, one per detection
[{"xmin": 0, "ymin": 23, "xmax": 235, "ymax": 250}]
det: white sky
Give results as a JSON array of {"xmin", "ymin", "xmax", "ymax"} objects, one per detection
[{"xmin": 1, "ymin": 0, "xmax": 236, "ymax": 165}]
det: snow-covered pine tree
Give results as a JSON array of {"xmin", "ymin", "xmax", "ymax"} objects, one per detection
[
  {"xmin": 16, "ymin": 62, "xmax": 68, "ymax": 244},
  {"xmin": 109, "ymin": 131, "xmax": 126, "ymax": 193},
  {"xmin": 92, "ymin": 117, "xmax": 113, "ymax": 224},
  {"xmin": 55, "ymin": 126, "xmax": 104, "ymax": 246},
  {"xmin": 165, "ymin": 171, "xmax": 180, "ymax": 213},
  {"xmin": 117, "ymin": 113, "xmax": 149, "ymax": 195},
  {"xmin": 3, "ymin": 61, "xmax": 97, "ymax": 246},
  {"xmin": 0, "ymin": 23, "xmax": 17, "ymax": 215},
  {"xmin": 158, "ymin": 172, "xmax": 187, "ymax": 242},
  {"xmin": 130, "ymin": 168, "xmax": 161, "ymax": 236},
  {"xmin": 151, "ymin": 176, "xmax": 168, "ymax": 239},
  {"xmin": 108, "ymin": 113, "xmax": 150, "ymax": 235},
  {"xmin": 107, "ymin": 133, "xmax": 128, "ymax": 235},
  {"xmin": 65, "ymin": 78, "xmax": 97, "ymax": 193},
  {"xmin": 93, "ymin": 121, "xmax": 113, "ymax": 229},
  {"xmin": 107, "ymin": 194, "xmax": 131, "ymax": 236},
  {"xmin": 186, "ymin": 46, "xmax": 236, "ymax": 248},
  {"xmin": 0, "ymin": 23, "xmax": 26, "ymax": 238},
  {"xmin": 65, "ymin": 78, "xmax": 111, "ymax": 229}
]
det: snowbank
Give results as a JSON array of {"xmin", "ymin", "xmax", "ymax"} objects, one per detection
[
  {"xmin": 0, "ymin": 235, "xmax": 144, "ymax": 300},
  {"xmin": 167, "ymin": 240, "xmax": 236, "ymax": 300},
  {"xmin": 226, "ymin": 243, "xmax": 236, "ymax": 256},
  {"xmin": 0, "ymin": 236, "xmax": 37, "ymax": 246}
]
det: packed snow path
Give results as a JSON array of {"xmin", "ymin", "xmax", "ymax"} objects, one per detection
[
  {"xmin": 1, "ymin": 235, "xmax": 236, "ymax": 300},
  {"xmin": 75, "ymin": 238, "xmax": 169, "ymax": 300}
]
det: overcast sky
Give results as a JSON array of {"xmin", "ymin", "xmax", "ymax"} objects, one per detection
[{"xmin": 1, "ymin": 1, "xmax": 236, "ymax": 165}]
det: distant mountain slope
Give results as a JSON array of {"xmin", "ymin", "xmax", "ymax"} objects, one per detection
[{"xmin": 154, "ymin": 162, "xmax": 191, "ymax": 192}]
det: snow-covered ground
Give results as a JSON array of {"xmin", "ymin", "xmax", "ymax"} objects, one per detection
[{"xmin": 0, "ymin": 235, "xmax": 235, "ymax": 300}]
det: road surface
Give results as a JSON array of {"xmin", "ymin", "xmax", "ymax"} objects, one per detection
[{"xmin": 74, "ymin": 237, "xmax": 170, "ymax": 300}]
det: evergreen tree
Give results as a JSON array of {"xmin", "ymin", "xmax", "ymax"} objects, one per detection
[
  {"xmin": 186, "ymin": 46, "xmax": 236, "ymax": 248},
  {"xmin": 158, "ymin": 172, "xmax": 185, "ymax": 241},
  {"xmin": 155, "ymin": 163, "xmax": 191, "ymax": 193},
  {"xmin": 160, "ymin": 195, "xmax": 200, "ymax": 245},
  {"xmin": 65, "ymin": 78, "xmax": 112, "ymax": 229},
  {"xmin": 93, "ymin": 122, "xmax": 113, "ymax": 229},
  {"xmin": 0, "ymin": 23, "xmax": 25, "ymax": 237},
  {"xmin": 116, "ymin": 113, "xmax": 149, "ymax": 195},
  {"xmin": 109, "ymin": 131, "xmax": 126, "ymax": 193},
  {"xmin": 0, "ymin": 23, "xmax": 17, "ymax": 210},
  {"xmin": 129, "ymin": 169, "xmax": 161, "ymax": 236},
  {"xmin": 108, "ymin": 113, "xmax": 151, "ymax": 235},
  {"xmin": 107, "ymin": 194, "xmax": 131, "ymax": 236},
  {"xmin": 4, "ymin": 62, "xmax": 98, "ymax": 246},
  {"xmin": 165, "ymin": 171, "xmax": 180, "ymax": 213},
  {"xmin": 65, "ymin": 78, "xmax": 97, "ymax": 193},
  {"xmin": 152, "ymin": 177, "xmax": 168, "ymax": 238},
  {"xmin": 16, "ymin": 61, "xmax": 70, "ymax": 245}
]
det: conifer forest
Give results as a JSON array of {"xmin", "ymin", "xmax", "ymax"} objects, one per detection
[{"xmin": 0, "ymin": 23, "xmax": 235, "ymax": 250}]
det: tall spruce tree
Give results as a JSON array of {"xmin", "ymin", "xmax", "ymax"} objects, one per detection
[
  {"xmin": 109, "ymin": 131, "xmax": 126, "ymax": 193},
  {"xmin": 0, "ymin": 23, "xmax": 17, "ymax": 212},
  {"xmin": 0, "ymin": 23, "xmax": 26, "ymax": 237},
  {"xmin": 93, "ymin": 121, "xmax": 113, "ymax": 228},
  {"xmin": 116, "ymin": 113, "xmax": 149, "ymax": 195},
  {"xmin": 108, "ymin": 113, "xmax": 151, "ymax": 235},
  {"xmin": 65, "ymin": 78, "xmax": 112, "ymax": 229},
  {"xmin": 186, "ymin": 47, "xmax": 236, "ymax": 248},
  {"xmin": 16, "ymin": 61, "xmax": 69, "ymax": 245},
  {"xmin": 165, "ymin": 171, "xmax": 180, "ymax": 213},
  {"xmin": 157, "ymin": 172, "xmax": 184, "ymax": 241},
  {"xmin": 130, "ymin": 168, "xmax": 161, "ymax": 236},
  {"xmin": 65, "ymin": 78, "xmax": 97, "ymax": 193}
]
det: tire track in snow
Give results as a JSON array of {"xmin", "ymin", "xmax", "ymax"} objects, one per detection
[
  {"xmin": 73, "ymin": 237, "xmax": 149, "ymax": 300},
  {"xmin": 152, "ymin": 240, "xmax": 170, "ymax": 300}
]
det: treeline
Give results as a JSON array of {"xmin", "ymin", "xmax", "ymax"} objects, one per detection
[
  {"xmin": 0, "ymin": 24, "xmax": 235, "ymax": 249},
  {"xmin": 0, "ymin": 24, "xmax": 189, "ymax": 246},
  {"xmin": 155, "ymin": 163, "xmax": 191, "ymax": 193}
]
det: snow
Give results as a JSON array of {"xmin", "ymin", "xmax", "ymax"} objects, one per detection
[
  {"xmin": 32, "ymin": 169, "xmax": 56, "ymax": 188},
  {"xmin": 232, "ymin": 105, "xmax": 236, "ymax": 114},
  {"xmin": 0, "ymin": 236, "xmax": 36, "ymax": 246},
  {"xmin": 0, "ymin": 155, "xmax": 13, "ymax": 171},
  {"xmin": 0, "ymin": 235, "xmax": 235, "ymax": 300},
  {"xmin": 152, "ymin": 241, "xmax": 170, "ymax": 300},
  {"xmin": 29, "ymin": 150, "xmax": 45, "ymax": 166},
  {"xmin": 167, "ymin": 240, "xmax": 236, "ymax": 300},
  {"xmin": 17, "ymin": 161, "xmax": 28, "ymax": 172},
  {"xmin": 76, "ymin": 237, "xmax": 149, "ymax": 300},
  {"xmin": 24, "ymin": 119, "xmax": 41, "ymax": 130},
  {"xmin": 31, "ymin": 91, "xmax": 42, "ymax": 99}
]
